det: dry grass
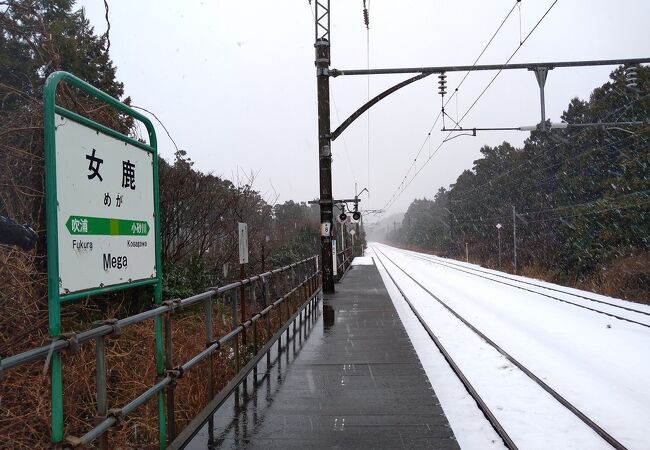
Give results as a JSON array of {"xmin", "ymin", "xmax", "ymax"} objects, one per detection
[
  {"xmin": 387, "ymin": 243, "xmax": 649, "ymax": 304},
  {"xmin": 578, "ymin": 253, "xmax": 650, "ymax": 304}
]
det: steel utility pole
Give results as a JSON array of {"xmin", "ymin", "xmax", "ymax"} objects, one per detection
[
  {"xmin": 496, "ymin": 223, "xmax": 502, "ymax": 269},
  {"xmin": 512, "ymin": 206, "xmax": 517, "ymax": 274},
  {"xmin": 315, "ymin": 0, "xmax": 335, "ymax": 293}
]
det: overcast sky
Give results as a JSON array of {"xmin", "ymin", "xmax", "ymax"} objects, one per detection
[{"xmin": 78, "ymin": 0, "xmax": 649, "ymax": 221}]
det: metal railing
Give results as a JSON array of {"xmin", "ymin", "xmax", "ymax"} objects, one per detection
[
  {"xmin": 336, "ymin": 247, "xmax": 354, "ymax": 279},
  {"xmin": 1, "ymin": 255, "xmax": 321, "ymax": 449}
]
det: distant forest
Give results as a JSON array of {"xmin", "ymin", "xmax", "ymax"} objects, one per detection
[{"xmin": 387, "ymin": 67, "xmax": 649, "ymax": 302}]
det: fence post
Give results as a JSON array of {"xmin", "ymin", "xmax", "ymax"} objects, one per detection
[
  {"xmin": 204, "ymin": 295, "xmax": 214, "ymax": 445},
  {"xmin": 231, "ymin": 290, "xmax": 239, "ymax": 371},
  {"xmin": 94, "ymin": 332, "xmax": 108, "ymax": 450},
  {"xmin": 262, "ymin": 276, "xmax": 271, "ymax": 370},
  {"xmin": 164, "ymin": 311, "xmax": 175, "ymax": 441}
]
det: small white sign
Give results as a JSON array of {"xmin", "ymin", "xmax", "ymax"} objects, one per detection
[
  {"xmin": 332, "ymin": 239, "xmax": 337, "ymax": 276},
  {"xmin": 349, "ymin": 229, "xmax": 356, "ymax": 236},
  {"xmin": 238, "ymin": 222, "xmax": 249, "ymax": 264},
  {"xmin": 55, "ymin": 115, "xmax": 156, "ymax": 294},
  {"xmin": 320, "ymin": 222, "xmax": 331, "ymax": 237}
]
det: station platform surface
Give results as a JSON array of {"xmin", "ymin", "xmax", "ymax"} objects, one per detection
[{"xmin": 184, "ymin": 261, "xmax": 458, "ymax": 449}]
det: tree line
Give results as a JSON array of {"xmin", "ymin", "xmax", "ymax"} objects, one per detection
[
  {"xmin": 1, "ymin": 1, "xmax": 326, "ymax": 446},
  {"xmin": 0, "ymin": 0, "xmax": 321, "ymax": 349}
]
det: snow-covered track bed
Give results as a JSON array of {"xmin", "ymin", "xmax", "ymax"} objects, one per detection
[
  {"xmin": 372, "ymin": 244, "xmax": 649, "ymax": 450},
  {"xmin": 393, "ymin": 247, "xmax": 650, "ymax": 328}
]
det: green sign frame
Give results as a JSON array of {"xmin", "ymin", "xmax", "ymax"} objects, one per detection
[{"xmin": 43, "ymin": 71, "xmax": 165, "ymax": 446}]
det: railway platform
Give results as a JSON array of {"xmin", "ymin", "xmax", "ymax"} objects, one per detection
[{"xmin": 182, "ymin": 260, "xmax": 459, "ymax": 449}]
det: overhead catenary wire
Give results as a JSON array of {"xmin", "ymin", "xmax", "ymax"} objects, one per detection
[
  {"xmin": 381, "ymin": 0, "xmax": 527, "ymax": 212},
  {"xmin": 456, "ymin": 0, "xmax": 560, "ymax": 127},
  {"xmin": 450, "ymin": 188, "xmax": 650, "ymax": 226},
  {"xmin": 383, "ymin": 0, "xmax": 560, "ymax": 211},
  {"xmin": 449, "ymin": 93, "xmax": 650, "ymax": 205},
  {"xmin": 386, "ymin": 94, "xmax": 646, "ymax": 217},
  {"xmin": 458, "ymin": 124, "xmax": 649, "ymax": 205}
]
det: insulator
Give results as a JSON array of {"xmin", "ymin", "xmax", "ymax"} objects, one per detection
[
  {"xmin": 437, "ymin": 73, "xmax": 447, "ymax": 95},
  {"xmin": 363, "ymin": 8, "xmax": 369, "ymax": 27},
  {"xmin": 625, "ymin": 66, "xmax": 640, "ymax": 92}
]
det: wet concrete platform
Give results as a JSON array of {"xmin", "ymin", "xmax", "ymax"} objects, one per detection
[{"xmin": 183, "ymin": 262, "xmax": 458, "ymax": 449}]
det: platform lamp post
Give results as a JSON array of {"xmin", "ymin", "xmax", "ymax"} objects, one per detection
[{"xmin": 496, "ymin": 223, "xmax": 502, "ymax": 269}]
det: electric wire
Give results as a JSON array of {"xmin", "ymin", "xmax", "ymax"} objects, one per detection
[
  {"xmin": 456, "ymin": 0, "xmax": 559, "ymax": 127},
  {"xmin": 130, "ymin": 105, "xmax": 180, "ymax": 153},
  {"xmin": 462, "ymin": 128, "xmax": 649, "ymax": 206},
  {"xmin": 449, "ymin": 92, "xmax": 650, "ymax": 205},
  {"xmin": 390, "ymin": 128, "xmax": 649, "ymax": 229},
  {"xmin": 383, "ymin": 0, "xmax": 560, "ymax": 211},
  {"xmin": 381, "ymin": 0, "xmax": 524, "ymax": 212}
]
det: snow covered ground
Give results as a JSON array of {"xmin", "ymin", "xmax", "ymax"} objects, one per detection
[
  {"xmin": 367, "ymin": 243, "xmax": 650, "ymax": 450},
  {"xmin": 350, "ymin": 256, "xmax": 374, "ymax": 265}
]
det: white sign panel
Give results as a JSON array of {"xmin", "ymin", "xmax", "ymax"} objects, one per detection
[
  {"xmin": 332, "ymin": 239, "xmax": 337, "ymax": 276},
  {"xmin": 349, "ymin": 229, "xmax": 356, "ymax": 236},
  {"xmin": 320, "ymin": 222, "xmax": 331, "ymax": 237},
  {"xmin": 55, "ymin": 115, "xmax": 156, "ymax": 294},
  {"xmin": 238, "ymin": 222, "xmax": 249, "ymax": 264}
]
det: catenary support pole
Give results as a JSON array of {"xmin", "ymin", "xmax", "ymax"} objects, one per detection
[
  {"xmin": 316, "ymin": 38, "xmax": 335, "ymax": 293},
  {"xmin": 240, "ymin": 264, "xmax": 247, "ymax": 345},
  {"xmin": 532, "ymin": 67, "xmax": 549, "ymax": 130},
  {"xmin": 498, "ymin": 228, "xmax": 502, "ymax": 268}
]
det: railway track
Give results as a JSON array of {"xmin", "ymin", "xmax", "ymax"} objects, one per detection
[
  {"xmin": 382, "ymin": 245, "xmax": 650, "ymax": 329},
  {"xmin": 373, "ymin": 246, "xmax": 628, "ymax": 450}
]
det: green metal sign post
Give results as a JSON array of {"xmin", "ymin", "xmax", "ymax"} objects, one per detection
[{"xmin": 43, "ymin": 71, "xmax": 165, "ymax": 447}]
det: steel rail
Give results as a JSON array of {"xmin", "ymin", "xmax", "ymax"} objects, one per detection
[
  {"xmin": 374, "ymin": 247, "xmax": 628, "ymax": 450},
  {"xmin": 392, "ymin": 249, "xmax": 650, "ymax": 329},
  {"xmin": 399, "ymin": 249, "xmax": 650, "ymax": 317},
  {"xmin": 1, "ymin": 256, "xmax": 317, "ymax": 371},
  {"xmin": 373, "ymin": 254, "xmax": 518, "ymax": 450}
]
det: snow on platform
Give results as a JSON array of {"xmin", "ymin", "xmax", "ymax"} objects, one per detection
[{"xmin": 350, "ymin": 256, "xmax": 374, "ymax": 265}]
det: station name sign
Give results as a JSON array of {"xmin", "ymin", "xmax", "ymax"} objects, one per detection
[{"xmin": 54, "ymin": 114, "xmax": 157, "ymax": 294}]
